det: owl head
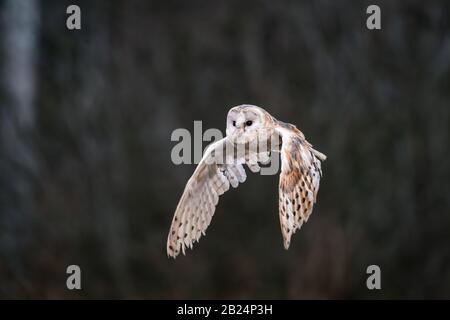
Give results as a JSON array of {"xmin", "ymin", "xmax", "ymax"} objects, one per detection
[{"xmin": 226, "ymin": 104, "xmax": 273, "ymax": 144}]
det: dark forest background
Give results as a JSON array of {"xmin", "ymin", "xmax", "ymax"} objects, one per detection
[{"xmin": 1, "ymin": 0, "xmax": 449, "ymax": 299}]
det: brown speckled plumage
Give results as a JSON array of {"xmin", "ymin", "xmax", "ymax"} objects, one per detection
[{"xmin": 167, "ymin": 105, "xmax": 326, "ymax": 258}]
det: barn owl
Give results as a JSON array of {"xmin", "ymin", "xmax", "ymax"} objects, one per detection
[{"xmin": 167, "ymin": 104, "xmax": 326, "ymax": 258}]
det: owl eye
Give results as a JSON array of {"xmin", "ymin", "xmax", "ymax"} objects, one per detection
[
  {"xmin": 232, "ymin": 121, "xmax": 236, "ymax": 126},
  {"xmin": 245, "ymin": 120, "xmax": 253, "ymax": 126}
]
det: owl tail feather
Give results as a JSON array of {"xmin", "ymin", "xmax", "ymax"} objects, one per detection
[{"xmin": 312, "ymin": 148, "xmax": 327, "ymax": 161}]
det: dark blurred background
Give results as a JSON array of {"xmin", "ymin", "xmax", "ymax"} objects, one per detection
[{"xmin": 1, "ymin": 0, "xmax": 449, "ymax": 299}]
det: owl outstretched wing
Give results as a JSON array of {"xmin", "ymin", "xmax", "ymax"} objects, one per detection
[
  {"xmin": 167, "ymin": 137, "xmax": 269, "ymax": 258},
  {"xmin": 276, "ymin": 125, "xmax": 327, "ymax": 249}
]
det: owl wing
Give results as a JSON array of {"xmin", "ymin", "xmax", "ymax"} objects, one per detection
[
  {"xmin": 167, "ymin": 137, "xmax": 269, "ymax": 258},
  {"xmin": 276, "ymin": 125, "xmax": 327, "ymax": 249}
]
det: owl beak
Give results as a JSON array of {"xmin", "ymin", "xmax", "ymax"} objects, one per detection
[{"xmin": 229, "ymin": 128, "xmax": 243, "ymax": 144}]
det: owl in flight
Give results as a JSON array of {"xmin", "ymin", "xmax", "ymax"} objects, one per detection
[{"xmin": 167, "ymin": 104, "xmax": 326, "ymax": 258}]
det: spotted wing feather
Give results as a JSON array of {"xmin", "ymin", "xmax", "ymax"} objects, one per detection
[{"xmin": 276, "ymin": 125, "xmax": 326, "ymax": 249}]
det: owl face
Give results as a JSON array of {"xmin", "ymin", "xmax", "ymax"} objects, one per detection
[{"xmin": 226, "ymin": 105, "xmax": 272, "ymax": 144}]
